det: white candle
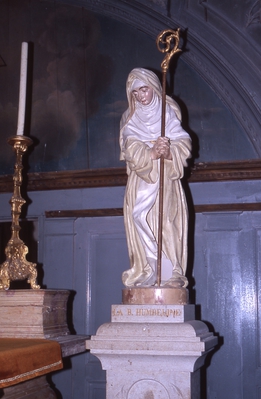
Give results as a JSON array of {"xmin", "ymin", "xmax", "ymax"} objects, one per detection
[{"xmin": 16, "ymin": 42, "xmax": 28, "ymax": 136}]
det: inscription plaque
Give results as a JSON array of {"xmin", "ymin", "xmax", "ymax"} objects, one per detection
[{"xmin": 111, "ymin": 304, "xmax": 194, "ymax": 323}]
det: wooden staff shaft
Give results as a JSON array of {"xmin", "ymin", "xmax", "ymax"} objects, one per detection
[
  {"xmin": 156, "ymin": 28, "xmax": 181, "ymax": 286},
  {"xmin": 156, "ymin": 70, "xmax": 167, "ymax": 286}
]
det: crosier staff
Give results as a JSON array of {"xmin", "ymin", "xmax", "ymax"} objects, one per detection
[{"xmin": 156, "ymin": 28, "xmax": 182, "ymax": 286}]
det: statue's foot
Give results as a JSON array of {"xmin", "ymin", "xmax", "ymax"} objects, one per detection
[{"xmin": 163, "ymin": 275, "xmax": 188, "ymax": 288}]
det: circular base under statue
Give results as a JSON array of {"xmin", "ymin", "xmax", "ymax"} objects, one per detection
[{"xmin": 122, "ymin": 287, "xmax": 188, "ymax": 305}]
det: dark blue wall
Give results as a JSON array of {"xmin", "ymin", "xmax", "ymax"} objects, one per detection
[{"xmin": 0, "ymin": 0, "xmax": 258, "ymax": 175}]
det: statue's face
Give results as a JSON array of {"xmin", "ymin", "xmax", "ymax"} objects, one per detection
[{"xmin": 132, "ymin": 86, "xmax": 153, "ymax": 105}]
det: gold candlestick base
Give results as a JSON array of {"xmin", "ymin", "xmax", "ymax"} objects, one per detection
[{"xmin": 0, "ymin": 135, "xmax": 40, "ymax": 290}]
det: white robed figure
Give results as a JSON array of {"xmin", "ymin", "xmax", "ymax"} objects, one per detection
[{"xmin": 120, "ymin": 68, "xmax": 191, "ymax": 287}]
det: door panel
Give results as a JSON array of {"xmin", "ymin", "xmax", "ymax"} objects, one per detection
[
  {"xmin": 193, "ymin": 211, "xmax": 261, "ymax": 399},
  {"xmin": 42, "ymin": 216, "xmax": 128, "ymax": 399}
]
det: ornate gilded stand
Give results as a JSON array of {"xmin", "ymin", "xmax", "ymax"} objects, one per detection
[{"xmin": 0, "ymin": 135, "xmax": 40, "ymax": 290}]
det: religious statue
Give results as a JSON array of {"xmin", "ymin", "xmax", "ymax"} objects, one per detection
[{"xmin": 119, "ymin": 68, "xmax": 191, "ymax": 288}]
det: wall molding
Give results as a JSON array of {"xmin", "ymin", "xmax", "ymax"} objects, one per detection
[
  {"xmin": 1, "ymin": 160, "xmax": 261, "ymax": 193},
  {"xmin": 45, "ymin": 202, "xmax": 261, "ymax": 218},
  {"xmin": 189, "ymin": 159, "xmax": 261, "ymax": 182}
]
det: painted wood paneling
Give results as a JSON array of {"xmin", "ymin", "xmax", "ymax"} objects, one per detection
[
  {"xmin": 193, "ymin": 211, "xmax": 261, "ymax": 399},
  {"xmin": 42, "ymin": 215, "xmax": 127, "ymax": 398},
  {"xmin": 1, "ymin": 182, "xmax": 261, "ymax": 397}
]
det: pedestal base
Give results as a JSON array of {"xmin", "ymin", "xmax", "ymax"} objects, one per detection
[
  {"xmin": 0, "ymin": 289, "xmax": 70, "ymax": 338},
  {"xmin": 122, "ymin": 286, "xmax": 188, "ymax": 305},
  {"xmin": 0, "ymin": 289, "xmax": 88, "ymax": 399},
  {"xmin": 0, "ymin": 376, "xmax": 57, "ymax": 399},
  {"xmin": 86, "ymin": 304, "xmax": 217, "ymax": 398}
]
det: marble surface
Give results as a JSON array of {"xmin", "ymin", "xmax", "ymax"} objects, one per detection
[{"xmin": 86, "ymin": 304, "xmax": 217, "ymax": 398}]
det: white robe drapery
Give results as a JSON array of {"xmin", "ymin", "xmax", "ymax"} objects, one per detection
[{"xmin": 120, "ymin": 68, "xmax": 191, "ymax": 287}]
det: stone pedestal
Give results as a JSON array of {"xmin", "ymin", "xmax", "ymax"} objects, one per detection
[
  {"xmin": 0, "ymin": 289, "xmax": 88, "ymax": 399},
  {"xmin": 0, "ymin": 289, "xmax": 70, "ymax": 338},
  {"xmin": 86, "ymin": 304, "xmax": 217, "ymax": 398}
]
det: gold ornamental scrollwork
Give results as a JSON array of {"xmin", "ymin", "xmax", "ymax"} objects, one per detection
[{"xmin": 156, "ymin": 28, "xmax": 182, "ymax": 73}]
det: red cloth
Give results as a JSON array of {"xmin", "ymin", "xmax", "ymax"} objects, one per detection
[{"xmin": 0, "ymin": 338, "xmax": 63, "ymax": 388}]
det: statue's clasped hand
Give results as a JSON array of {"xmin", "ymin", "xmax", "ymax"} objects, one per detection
[{"xmin": 151, "ymin": 137, "xmax": 172, "ymax": 160}]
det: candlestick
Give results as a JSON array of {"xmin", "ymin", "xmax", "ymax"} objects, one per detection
[
  {"xmin": 16, "ymin": 42, "xmax": 28, "ymax": 136},
  {"xmin": 0, "ymin": 136, "xmax": 40, "ymax": 290}
]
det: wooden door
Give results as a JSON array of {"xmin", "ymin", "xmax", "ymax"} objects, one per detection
[
  {"xmin": 193, "ymin": 211, "xmax": 261, "ymax": 399},
  {"xmin": 42, "ymin": 216, "xmax": 128, "ymax": 399}
]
